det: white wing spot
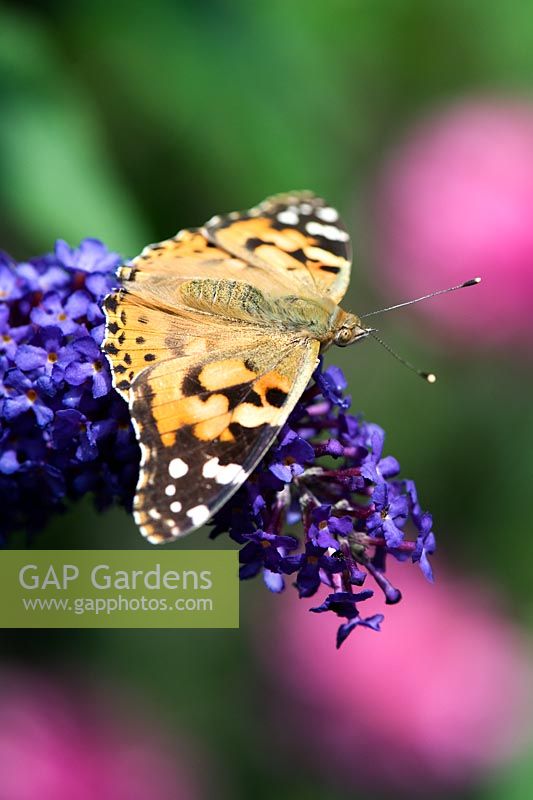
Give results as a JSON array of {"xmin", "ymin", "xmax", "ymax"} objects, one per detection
[
  {"xmin": 202, "ymin": 457, "xmax": 218, "ymax": 479},
  {"xmin": 170, "ymin": 500, "xmax": 182, "ymax": 513},
  {"xmin": 306, "ymin": 221, "xmax": 349, "ymax": 242},
  {"xmin": 165, "ymin": 484, "xmax": 176, "ymax": 497},
  {"xmin": 148, "ymin": 509, "xmax": 161, "ymax": 520},
  {"xmin": 186, "ymin": 505, "xmax": 210, "ymax": 528},
  {"xmin": 300, "ymin": 203, "xmax": 313, "ymax": 214},
  {"xmin": 207, "ymin": 214, "xmax": 221, "ymax": 225},
  {"xmin": 139, "ymin": 442, "xmax": 148, "ymax": 468},
  {"xmin": 277, "ymin": 210, "xmax": 299, "ymax": 225},
  {"xmin": 202, "ymin": 457, "xmax": 242, "ymax": 485},
  {"xmin": 316, "ymin": 206, "xmax": 339, "ymax": 223},
  {"xmin": 137, "ymin": 466, "xmax": 149, "ymax": 489},
  {"xmin": 169, "ymin": 458, "xmax": 188, "ymax": 479}
]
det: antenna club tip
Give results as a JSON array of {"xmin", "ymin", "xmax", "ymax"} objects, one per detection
[
  {"xmin": 463, "ymin": 277, "xmax": 482, "ymax": 287},
  {"xmin": 424, "ymin": 372, "xmax": 437, "ymax": 384}
]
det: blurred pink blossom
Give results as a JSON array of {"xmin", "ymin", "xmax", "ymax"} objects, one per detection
[
  {"xmin": 0, "ymin": 670, "xmax": 206, "ymax": 800},
  {"xmin": 254, "ymin": 560, "xmax": 533, "ymax": 794},
  {"xmin": 373, "ymin": 100, "xmax": 533, "ymax": 349}
]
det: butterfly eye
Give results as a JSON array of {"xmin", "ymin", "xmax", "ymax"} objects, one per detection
[{"xmin": 334, "ymin": 327, "xmax": 356, "ymax": 347}]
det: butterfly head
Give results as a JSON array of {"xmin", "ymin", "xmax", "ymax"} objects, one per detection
[{"xmin": 332, "ymin": 311, "xmax": 370, "ymax": 348}]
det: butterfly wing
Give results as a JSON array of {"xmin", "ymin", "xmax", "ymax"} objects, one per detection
[
  {"xmin": 203, "ymin": 190, "xmax": 352, "ymax": 304},
  {"xmin": 104, "ymin": 291, "xmax": 319, "ymax": 542}
]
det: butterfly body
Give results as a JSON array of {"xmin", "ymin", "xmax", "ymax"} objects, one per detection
[
  {"xmin": 103, "ymin": 192, "xmax": 367, "ymax": 543},
  {"xmin": 178, "ymin": 276, "xmax": 361, "ymax": 345}
]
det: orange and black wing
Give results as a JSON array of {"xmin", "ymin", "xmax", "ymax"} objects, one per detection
[{"xmin": 203, "ymin": 190, "xmax": 352, "ymax": 304}]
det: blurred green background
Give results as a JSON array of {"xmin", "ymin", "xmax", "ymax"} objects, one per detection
[{"xmin": 1, "ymin": 1, "xmax": 533, "ymax": 798}]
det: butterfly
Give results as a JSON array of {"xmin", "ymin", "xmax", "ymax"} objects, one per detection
[{"xmin": 103, "ymin": 191, "xmax": 369, "ymax": 543}]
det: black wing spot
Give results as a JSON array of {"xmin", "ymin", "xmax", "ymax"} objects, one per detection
[
  {"xmin": 144, "ymin": 353, "xmax": 156, "ymax": 362},
  {"xmin": 266, "ymin": 387, "xmax": 288, "ymax": 408},
  {"xmin": 244, "ymin": 237, "xmax": 264, "ymax": 252},
  {"xmin": 107, "ymin": 322, "xmax": 119, "ymax": 334},
  {"xmin": 120, "ymin": 310, "xmax": 127, "ymax": 325},
  {"xmin": 181, "ymin": 366, "xmax": 204, "ymax": 396},
  {"xmin": 228, "ymin": 421, "xmax": 270, "ymax": 439},
  {"xmin": 138, "ymin": 315, "xmax": 148, "ymax": 325},
  {"xmin": 117, "ymin": 379, "xmax": 130, "ymax": 391},
  {"xmin": 104, "ymin": 343, "xmax": 119, "ymax": 355},
  {"xmin": 320, "ymin": 265, "xmax": 341, "ymax": 274},
  {"xmin": 104, "ymin": 295, "xmax": 118, "ymax": 313},
  {"xmin": 223, "ymin": 384, "xmax": 262, "ymax": 410},
  {"xmin": 243, "ymin": 358, "xmax": 258, "ymax": 374},
  {"xmin": 287, "ymin": 248, "xmax": 308, "ymax": 264},
  {"xmin": 124, "ymin": 353, "xmax": 132, "ymax": 365},
  {"xmin": 135, "ymin": 336, "xmax": 146, "ymax": 344}
]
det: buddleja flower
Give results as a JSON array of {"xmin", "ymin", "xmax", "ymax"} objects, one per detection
[
  {"xmin": 211, "ymin": 356, "xmax": 436, "ymax": 647},
  {"xmin": 0, "ymin": 239, "xmax": 436, "ymax": 647},
  {"xmin": 0, "ymin": 240, "xmax": 139, "ymax": 536}
]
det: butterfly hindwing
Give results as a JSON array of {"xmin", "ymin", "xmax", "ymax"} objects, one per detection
[{"xmin": 129, "ymin": 337, "xmax": 320, "ymax": 542}]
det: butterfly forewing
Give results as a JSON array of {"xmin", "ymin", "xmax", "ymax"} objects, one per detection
[{"xmin": 203, "ymin": 191, "xmax": 352, "ymax": 304}]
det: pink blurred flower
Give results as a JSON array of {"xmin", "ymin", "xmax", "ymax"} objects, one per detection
[
  {"xmin": 373, "ymin": 99, "xmax": 533, "ymax": 349},
  {"xmin": 254, "ymin": 560, "xmax": 533, "ymax": 794},
  {"xmin": 0, "ymin": 670, "xmax": 206, "ymax": 800}
]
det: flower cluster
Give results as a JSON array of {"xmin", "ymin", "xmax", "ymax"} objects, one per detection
[
  {"xmin": 212, "ymin": 364, "xmax": 436, "ymax": 647},
  {"xmin": 0, "ymin": 239, "xmax": 139, "ymax": 538},
  {"xmin": 1, "ymin": 239, "xmax": 435, "ymax": 646}
]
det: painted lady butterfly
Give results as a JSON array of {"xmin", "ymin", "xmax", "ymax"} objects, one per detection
[{"xmin": 103, "ymin": 192, "xmax": 369, "ymax": 542}]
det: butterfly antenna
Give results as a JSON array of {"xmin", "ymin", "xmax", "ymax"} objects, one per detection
[
  {"xmin": 368, "ymin": 330, "xmax": 436, "ymax": 383},
  {"xmin": 361, "ymin": 277, "xmax": 481, "ymax": 319}
]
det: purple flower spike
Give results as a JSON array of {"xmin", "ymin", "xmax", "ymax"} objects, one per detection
[
  {"xmin": 0, "ymin": 239, "xmax": 136, "ymax": 537},
  {"xmin": 1, "ymin": 238, "xmax": 437, "ymax": 647},
  {"xmin": 211, "ymin": 359, "xmax": 436, "ymax": 647}
]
